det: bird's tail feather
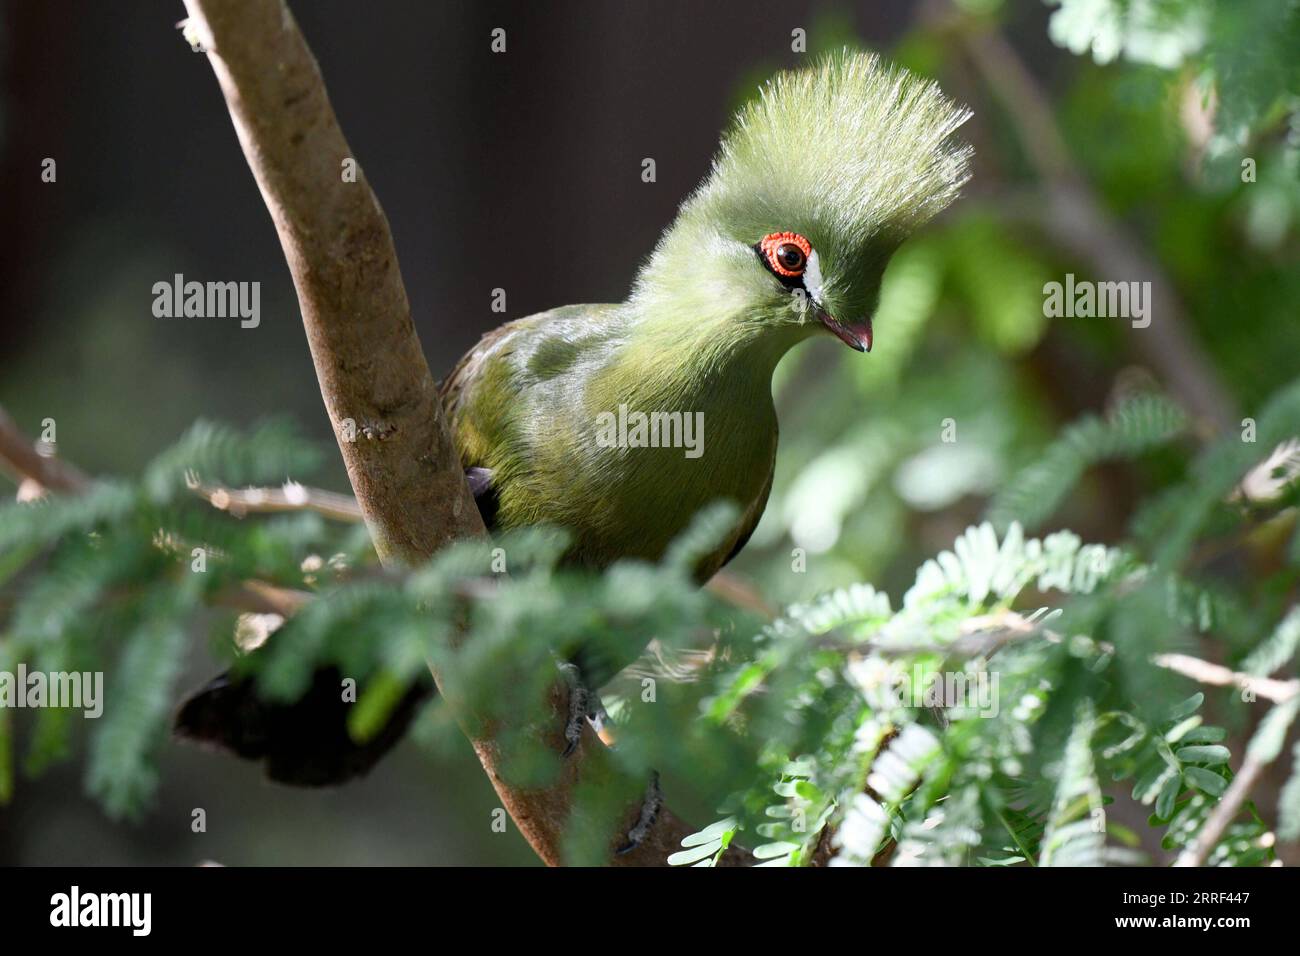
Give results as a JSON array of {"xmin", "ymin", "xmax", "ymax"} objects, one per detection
[{"xmin": 174, "ymin": 665, "xmax": 434, "ymax": 787}]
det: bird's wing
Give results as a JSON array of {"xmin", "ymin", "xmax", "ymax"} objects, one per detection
[
  {"xmin": 439, "ymin": 319, "xmax": 538, "ymax": 531},
  {"xmin": 438, "ymin": 306, "xmax": 623, "ymax": 531},
  {"xmin": 720, "ymin": 463, "xmax": 773, "ymax": 571},
  {"xmin": 697, "ymin": 449, "xmax": 776, "ymax": 586},
  {"xmin": 438, "ymin": 318, "xmax": 527, "ymax": 424}
]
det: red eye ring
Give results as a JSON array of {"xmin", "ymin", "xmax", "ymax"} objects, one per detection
[{"xmin": 759, "ymin": 232, "xmax": 811, "ymax": 278}]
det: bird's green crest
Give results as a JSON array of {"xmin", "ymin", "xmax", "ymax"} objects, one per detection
[
  {"xmin": 697, "ymin": 50, "xmax": 973, "ymax": 248},
  {"xmin": 628, "ymin": 51, "xmax": 972, "ymax": 346}
]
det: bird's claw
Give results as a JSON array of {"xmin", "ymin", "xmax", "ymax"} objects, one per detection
[
  {"xmin": 558, "ymin": 661, "xmax": 596, "ymax": 757},
  {"xmin": 615, "ymin": 771, "xmax": 662, "ymax": 855},
  {"xmin": 554, "ymin": 661, "xmax": 660, "ymax": 853},
  {"xmin": 561, "ymin": 684, "xmax": 590, "ymax": 757}
]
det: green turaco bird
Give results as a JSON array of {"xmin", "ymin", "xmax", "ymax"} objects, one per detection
[
  {"xmin": 177, "ymin": 51, "xmax": 971, "ymax": 786},
  {"xmin": 446, "ymin": 52, "xmax": 970, "ymax": 580}
]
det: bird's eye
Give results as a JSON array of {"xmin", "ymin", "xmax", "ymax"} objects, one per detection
[
  {"xmin": 758, "ymin": 231, "xmax": 812, "ymax": 280},
  {"xmin": 776, "ymin": 243, "xmax": 805, "ymax": 271}
]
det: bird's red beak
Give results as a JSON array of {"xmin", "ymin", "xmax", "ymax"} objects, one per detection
[{"xmin": 817, "ymin": 310, "xmax": 873, "ymax": 353}]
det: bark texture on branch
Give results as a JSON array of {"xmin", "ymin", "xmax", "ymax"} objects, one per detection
[
  {"xmin": 180, "ymin": 0, "xmax": 481, "ymax": 564},
  {"xmin": 180, "ymin": 0, "xmax": 736, "ymax": 866}
]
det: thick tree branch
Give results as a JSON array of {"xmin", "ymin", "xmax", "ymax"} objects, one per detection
[
  {"xmin": 178, "ymin": 0, "xmax": 480, "ymax": 562},
  {"xmin": 178, "ymin": 0, "xmax": 734, "ymax": 866}
]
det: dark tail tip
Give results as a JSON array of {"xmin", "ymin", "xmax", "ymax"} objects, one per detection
[{"xmin": 175, "ymin": 666, "xmax": 434, "ymax": 787}]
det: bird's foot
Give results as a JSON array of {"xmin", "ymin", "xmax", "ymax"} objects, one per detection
[
  {"xmin": 615, "ymin": 771, "xmax": 663, "ymax": 855},
  {"xmin": 558, "ymin": 661, "xmax": 604, "ymax": 757}
]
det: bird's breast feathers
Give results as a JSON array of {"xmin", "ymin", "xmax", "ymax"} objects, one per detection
[{"xmin": 439, "ymin": 305, "xmax": 777, "ymax": 572}]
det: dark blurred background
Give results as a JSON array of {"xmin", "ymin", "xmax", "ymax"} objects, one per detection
[{"xmin": 1, "ymin": 0, "xmax": 1296, "ymax": 864}]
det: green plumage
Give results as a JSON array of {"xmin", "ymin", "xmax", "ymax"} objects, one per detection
[{"xmin": 441, "ymin": 52, "xmax": 971, "ymax": 584}]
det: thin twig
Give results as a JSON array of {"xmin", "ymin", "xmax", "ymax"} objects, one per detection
[
  {"xmin": 187, "ymin": 473, "xmax": 364, "ymax": 522},
  {"xmin": 824, "ymin": 610, "xmax": 1300, "ymax": 706},
  {"xmin": 213, "ymin": 579, "xmax": 313, "ymax": 617},
  {"xmin": 1173, "ymin": 751, "xmax": 1270, "ymax": 868},
  {"xmin": 1156, "ymin": 650, "xmax": 1296, "ymax": 867},
  {"xmin": 0, "ymin": 406, "xmax": 89, "ymax": 494},
  {"xmin": 706, "ymin": 570, "xmax": 777, "ymax": 618},
  {"xmin": 1152, "ymin": 653, "xmax": 1300, "ymax": 705}
]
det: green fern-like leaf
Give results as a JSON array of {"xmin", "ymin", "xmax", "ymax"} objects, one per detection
[{"xmin": 987, "ymin": 394, "xmax": 1188, "ymax": 533}]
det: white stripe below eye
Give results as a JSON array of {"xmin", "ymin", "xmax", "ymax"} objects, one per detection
[{"xmin": 803, "ymin": 249, "xmax": 825, "ymax": 306}]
